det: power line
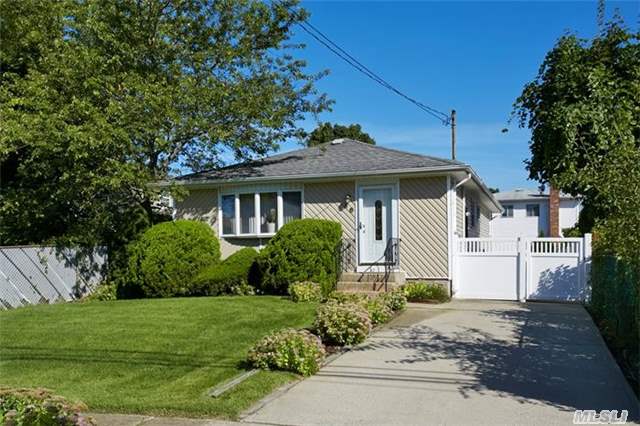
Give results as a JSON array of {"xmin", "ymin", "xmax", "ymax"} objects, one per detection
[{"xmin": 282, "ymin": 3, "xmax": 451, "ymax": 125}]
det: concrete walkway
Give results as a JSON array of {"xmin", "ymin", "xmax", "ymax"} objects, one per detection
[{"xmin": 243, "ymin": 300, "xmax": 639, "ymax": 425}]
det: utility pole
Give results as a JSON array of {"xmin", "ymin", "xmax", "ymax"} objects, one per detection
[{"xmin": 451, "ymin": 109, "xmax": 457, "ymax": 160}]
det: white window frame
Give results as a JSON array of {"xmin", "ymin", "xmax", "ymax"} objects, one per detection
[
  {"xmin": 218, "ymin": 189, "xmax": 304, "ymax": 238},
  {"xmin": 526, "ymin": 203, "xmax": 540, "ymax": 217},
  {"xmin": 502, "ymin": 204, "xmax": 514, "ymax": 218}
]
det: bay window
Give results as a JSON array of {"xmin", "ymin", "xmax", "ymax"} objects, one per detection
[
  {"xmin": 221, "ymin": 195, "xmax": 235, "ymax": 235},
  {"xmin": 283, "ymin": 191, "xmax": 302, "ymax": 225},
  {"xmin": 220, "ymin": 189, "xmax": 302, "ymax": 237}
]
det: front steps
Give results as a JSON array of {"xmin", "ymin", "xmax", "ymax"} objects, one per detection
[{"xmin": 336, "ymin": 271, "xmax": 405, "ymax": 294}]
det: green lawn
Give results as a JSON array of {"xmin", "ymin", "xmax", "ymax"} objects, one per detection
[{"xmin": 0, "ymin": 296, "xmax": 317, "ymax": 418}]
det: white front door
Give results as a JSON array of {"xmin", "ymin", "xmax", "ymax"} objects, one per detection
[{"xmin": 359, "ymin": 187, "xmax": 393, "ymax": 264}]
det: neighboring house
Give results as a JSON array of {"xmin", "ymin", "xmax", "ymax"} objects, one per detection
[
  {"xmin": 169, "ymin": 139, "xmax": 501, "ymax": 284},
  {"xmin": 490, "ymin": 188, "xmax": 582, "ymax": 238}
]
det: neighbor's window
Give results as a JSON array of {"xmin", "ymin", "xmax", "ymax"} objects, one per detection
[
  {"xmin": 502, "ymin": 205, "xmax": 514, "ymax": 218},
  {"xmin": 283, "ymin": 191, "xmax": 302, "ymax": 224},
  {"xmin": 239, "ymin": 193, "xmax": 255, "ymax": 234},
  {"xmin": 526, "ymin": 204, "xmax": 540, "ymax": 217},
  {"xmin": 221, "ymin": 195, "xmax": 236, "ymax": 235}
]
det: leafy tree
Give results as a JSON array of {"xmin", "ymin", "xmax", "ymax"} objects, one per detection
[
  {"xmin": 306, "ymin": 122, "xmax": 375, "ymax": 146},
  {"xmin": 513, "ymin": 17, "xmax": 639, "ymax": 262},
  {"xmin": 0, "ymin": 0, "xmax": 330, "ymax": 250}
]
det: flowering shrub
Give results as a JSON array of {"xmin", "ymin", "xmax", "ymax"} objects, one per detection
[
  {"xmin": 403, "ymin": 282, "xmax": 450, "ymax": 303},
  {"xmin": 0, "ymin": 387, "xmax": 94, "ymax": 425},
  {"xmin": 326, "ymin": 291, "xmax": 369, "ymax": 306},
  {"xmin": 314, "ymin": 302, "xmax": 371, "ymax": 346},
  {"xmin": 247, "ymin": 329, "xmax": 325, "ymax": 376},
  {"xmin": 366, "ymin": 297, "xmax": 393, "ymax": 325},
  {"xmin": 289, "ymin": 281, "xmax": 322, "ymax": 302},
  {"xmin": 379, "ymin": 288, "xmax": 407, "ymax": 312}
]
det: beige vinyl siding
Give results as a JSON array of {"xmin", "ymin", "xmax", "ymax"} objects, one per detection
[
  {"xmin": 456, "ymin": 187, "xmax": 464, "ymax": 236},
  {"xmin": 479, "ymin": 205, "xmax": 491, "ymax": 237},
  {"xmin": 304, "ymin": 181, "xmax": 356, "ymax": 241},
  {"xmin": 465, "ymin": 193, "xmax": 492, "ymax": 238},
  {"xmin": 399, "ymin": 177, "xmax": 448, "ymax": 279},
  {"xmin": 174, "ymin": 189, "xmax": 218, "ymax": 226}
]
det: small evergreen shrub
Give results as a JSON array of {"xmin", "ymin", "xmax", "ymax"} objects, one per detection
[
  {"xmin": 366, "ymin": 297, "xmax": 393, "ymax": 325},
  {"xmin": 314, "ymin": 302, "xmax": 371, "ymax": 346},
  {"xmin": 84, "ymin": 283, "xmax": 117, "ymax": 302},
  {"xmin": 119, "ymin": 220, "xmax": 220, "ymax": 298},
  {"xmin": 379, "ymin": 288, "xmax": 407, "ymax": 312},
  {"xmin": 403, "ymin": 282, "xmax": 450, "ymax": 303},
  {"xmin": 0, "ymin": 387, "xmax": 94, "ymax": 425},
  {"xmin": 289, "ymin": 281, "xmax": 322, "ymax": 302},
  {"xmin": 191, "ymin": 248, "xmax": 260, "ymax": 296},
  {"xmin": 247, "ymin": 329, "xmax": 325, "ymax": 376},
  {"xmin": 259, "ymin": 219, "xmax": 342, "ymax": 295}
]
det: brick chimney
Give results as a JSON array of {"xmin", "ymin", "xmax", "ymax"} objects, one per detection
[{"xmin": 549, "ymin": 186, "xmax": 560, "ymax": 237}]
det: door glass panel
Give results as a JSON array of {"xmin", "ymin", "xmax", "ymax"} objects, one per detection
[{"xmin": 375, "ymin": 200, "xmax": 383, "ymax": 241}]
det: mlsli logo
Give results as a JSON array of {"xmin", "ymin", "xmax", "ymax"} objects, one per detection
[{"xmin": 573, "ymin": 410, "xmax": 628, "ymax": 424}]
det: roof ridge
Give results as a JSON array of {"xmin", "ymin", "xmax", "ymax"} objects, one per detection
[{"xmin": 345, "ymin": 139, "xmax": 464, "ymax": 166}]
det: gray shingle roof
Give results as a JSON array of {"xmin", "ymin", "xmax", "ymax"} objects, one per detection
[{"xmin": 176, "ymin": 138, "xmax": 465, "ymax": 182}]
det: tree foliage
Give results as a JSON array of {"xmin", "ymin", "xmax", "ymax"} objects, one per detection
[
  {"xmin": 0, "ymin": 0, "xmax": 329, "ymax": 248},
  {"xmin": 306, "ymin": 122, "xmax": 375, "ymax": 146},
  {"xmin": 513, "ymin": 18, "xmax": 640, "ymax": 262}
]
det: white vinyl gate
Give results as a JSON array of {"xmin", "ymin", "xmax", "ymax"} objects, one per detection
[{"xmin": 453, "ymin": 234, "xmax": 592, "ymax": 302}]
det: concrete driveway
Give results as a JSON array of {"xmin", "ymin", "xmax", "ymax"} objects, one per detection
[{"xmin": 243, "ymin": 300, "xmax": 638, "ymax": 425}]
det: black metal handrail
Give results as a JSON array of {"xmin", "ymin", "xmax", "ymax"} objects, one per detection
[{"xmin": 383, "ymin": 238, "xmax": 400, "ymax": 291}]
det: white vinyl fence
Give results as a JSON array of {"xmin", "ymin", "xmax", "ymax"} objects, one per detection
[
  {"xmin": 0, "ymin": 246, "xmax": 107, "ymax": 309},
  {"xmin": 453, "ymin": 234, "xmax": 592, "ymax": 302}
]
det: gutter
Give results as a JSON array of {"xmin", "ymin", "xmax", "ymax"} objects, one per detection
[
  {"xmin": 455, "ymin": 173, "xmax": 472, "ymax": 189},
  {"xmin": 155, "ymin": 164, "xmax": 470, "ymax": 188}
]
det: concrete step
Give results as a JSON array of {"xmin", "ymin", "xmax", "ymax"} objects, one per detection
[
  {"xmin": 337, "ymin": 290, "xmax": 381, "ymax": 298},
  {"xmin": 339, "ymin": 271, "xmax": 405, "ymax": 283},
  {"xmin": 336, "ymin": 281, "xmax": 387, "ymax": 292}
]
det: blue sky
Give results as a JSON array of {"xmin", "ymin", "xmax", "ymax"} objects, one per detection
[{"xmin": 277, "ymin": 0, "xmax": 639, "ymax": 191}]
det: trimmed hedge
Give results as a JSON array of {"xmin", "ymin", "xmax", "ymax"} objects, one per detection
[
  {"xmin": 119, "ymin": 220, "xmax": 220, "ymax": 298},
  {"xmin": 191, "ymin": 248, "xmax": 260, "ymax": 296},
  {"xmin": 259, "ymin": 219, "xmax": 342, "ymax": 295},
  {"xmin": 590, "ymin": 254, "xmax": 639, "ymax": 389},
  {"xmin": 0, "ymin": 387, "xmax": 94, "ymax": 425}
]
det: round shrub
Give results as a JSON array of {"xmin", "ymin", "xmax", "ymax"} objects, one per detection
[
  {"xmin": 247, "ymin": 329, "xmax": 325, "ymax": 376},
  {"xmin": 121, "ymin": 220, "xmax": 220, "ymax": 298},
  {"xmin": 366, "ymin": 298, "xmax": 393, "ymax": 325},
  {"xmin": 313, "ymin": 302, "xmax": 371, "ymax": 346},
  {"xmin": 403, "ymin": 282, "xmax": 450, "ymax": 303},
  {"xmin": 380, "ymin": 288, "xmax": 407, "ymax": 312},
  {"xmin": 259, "ymin": 219, "xmax": 342, "ymax": 295},
  {"xmin": 289, "ymin": 281, "xmax": 322, "ymax": 302},
  {"xmin": 191, "ymin": 248, "xmax": 260, "ymax": 296}
]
